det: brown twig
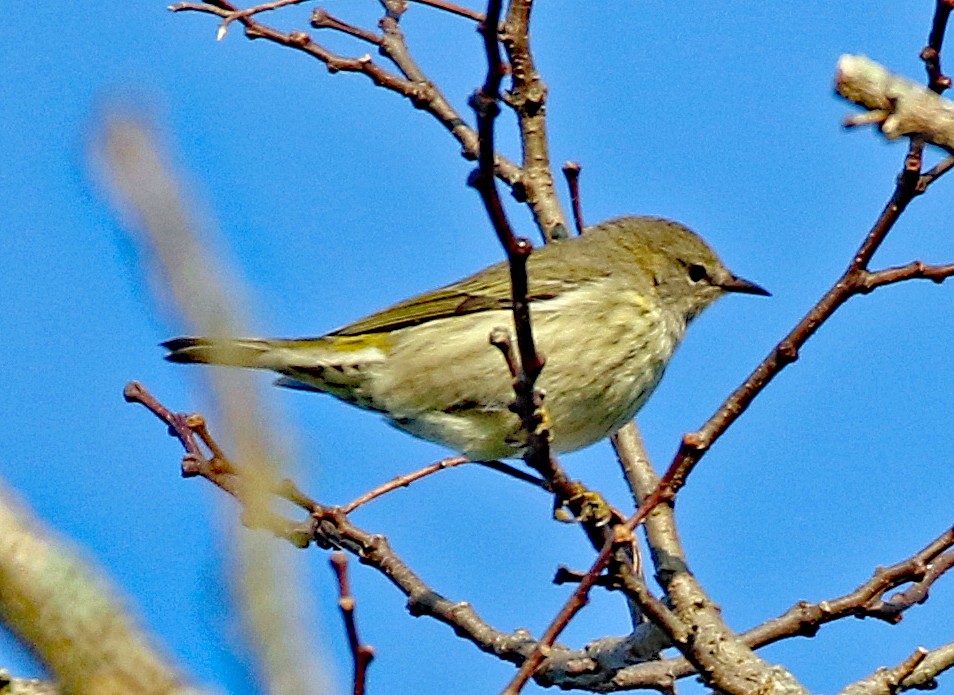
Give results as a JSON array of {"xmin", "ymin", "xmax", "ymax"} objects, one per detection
[
  {"xmin": 469, "ymin": 0, "xmax": 551, "ymax": 482},
  {"xmin": 502, "ymin": 501, "xmax": 660, "ymax": 693},
  {"xmin": 837, "ymin": 646, "xmax": 937, "ymax": 695},
  {"xmin": 507, "ymin": 22, "xmax": 954, "ymax": 693},
  {"xmin": 472, "ymin": 4, "xmax": 623, "ymax": 555},
  {"xmin": 409, "ymin": 0, "xmax": 484, "ymax": 22},
  {"xmin": 310, "ymin": 8, "xmax": 382, "ymax": 46},
  {"xmin": 211, "ymin": 0, "xmax": 309, "ymax": 41},
  {"xmin": 922, "ymin": 0, "xmax": 954, "ymax": 93},
  {"xmin": 131, "ymin": 383, "xmax": 683, "ymax": 690},
  {"xmin": 561, "ymin": 161, "xmax": 584, "ymax": 235},
  {"xmin": 342, "ymin": 457, "xmax": 547, "ymax": 513},
  {"xmin": 500, "ymin": 0, "xmax": 569, "ymax": 240},
  {"xmin": 330, "ymin": 553, "xmax": 375, "ymax": 695},
  {"xmin": 167, "ymin": 0, "xmax": 571, "ymax": 236},
  {"xmin": 549, "ymin": 523, "xmax": 954, "ymax": 690},
  {"xmin": 864, "ymin": 548, "xmax": 954, "ymax": 622},
  {"xmin": 747, "ymin": 526, "xmax": 954, "ymax": 643}
]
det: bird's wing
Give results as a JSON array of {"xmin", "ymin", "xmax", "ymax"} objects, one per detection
[{"xmin": 329, "ymin": 255, "xmax": 598, "ymax": 337}]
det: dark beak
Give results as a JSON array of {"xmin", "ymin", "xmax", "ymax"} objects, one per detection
[{"xmin": 719, "ymin": 274, "xmax": 771, "ymax": 297}]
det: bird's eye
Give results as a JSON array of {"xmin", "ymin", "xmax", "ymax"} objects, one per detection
[{"xmin": 688, "ymin": 264, "xmax": 708, "ymax": 283}]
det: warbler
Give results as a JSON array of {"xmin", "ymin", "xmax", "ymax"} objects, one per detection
[{"xmin": 163, "ymin": 216, "xmax": 768, "ymax": 460}]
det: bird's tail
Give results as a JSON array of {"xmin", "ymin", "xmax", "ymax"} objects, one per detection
[
  {"xmin": 162, "ymin": 336, "xmax": 308, "ymax": 370},
  {"xmin": 163, "ymin": 335, "xmax": 386, "ymax": 400}
]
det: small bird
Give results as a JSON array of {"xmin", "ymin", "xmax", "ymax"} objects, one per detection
[{"xmin": 164, "ymin": 216, "xmax": 768, "ymax": 460}]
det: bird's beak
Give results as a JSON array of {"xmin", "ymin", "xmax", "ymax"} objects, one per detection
[{"xmin": 718, "ymin": 274, "xmax": 771, "ymax": 297}]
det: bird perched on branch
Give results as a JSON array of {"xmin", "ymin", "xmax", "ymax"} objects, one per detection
[{"xmin": 164, "ymin": 216, "xmax": 768, "ymax": 460}]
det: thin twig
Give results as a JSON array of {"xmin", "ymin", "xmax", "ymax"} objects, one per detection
[
  {"xmin": 508, "ymin": 32, "xmax": 954, "ymax": 695},
  {"xmin": 409, "ymin": 0, "xmax": 484, "ymax": 22},
  {"xmin": 342, "ymin": 457, "xmax": 547, "ymax": 513},
  {"xmin": 561, "ymin": 161, "xmax": 584, "ymax": 235},
  {"xmin": 330, "ymin": 553, "xmax": 375, "ymax": 695},
  {"xmin": 564, "ymin": 523, "xmax": 954, "ymax": 690},
  {"xmin": 500, "ymin": 0, "xmax": 569, "ymax": 240},
  {"xmin": 213, "ymin": 0, "xmax": 309, "ymax": 40},
  {"xmin": 469, "ymin": 0, "xmax": 550, "ymax": 479},
  {"xmin": 131, "ymin": 384, "xmax": 683, "ymax": 690},
  {"xmin": 864, "ymin": 548, "xmax": 954, "ymax": 622},
  {"xmin": 922, "ymin": 0, "xmax": 954, "ymax": 93},
  {"xmin": 310, "ymin": 8, "xmax": 382, "ymax": 45},
  {"xmin": 167, "ymin": 0, "xmax": 556, "ymax": 231}
]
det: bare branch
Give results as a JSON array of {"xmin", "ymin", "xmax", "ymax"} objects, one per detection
[
  {"xmin": 561, "ymin": 161, "xmax": 584, "ymax": 235},
  {"xmin": 330, "ymin": 553, "xmax": 375, "ymax": 695},
  {"xmin": 858, "ymin": 260, "xmax": 954, "ymax": 292},
  {"xmin": 342, "ymin": 457, "xmax": 547, "ymax": 513},
  {"xmin": 409, "ymin": 0, "xmax": 484, "ymax": 22},
  {"xmin": 310, "ymin": 8, "xmax": 382, "ymax": 46},
  {"xmin": 922, "ymin": 0, "xmax": 954, "ymax": 93},
  {"xmin": 130, "ymin": 383, "xmax": 686, "ymax": 691},
  {"xmin": 167, "ymin": 1, "xmax": 543, "ymax": 227},
  {"xmin": 212, "ymin": 0, "xmax": 309, "ymax": 40},
  {"xmin": 501, "ymin": 0, "xmax": 569, "ymax": 240},
  {"xmin": 838, "ymin": 643, "xmax": 954, "ymax": 695},
  {"xmin": 0, "ymin": 482, "xmax": 204, "ymax": 695}
]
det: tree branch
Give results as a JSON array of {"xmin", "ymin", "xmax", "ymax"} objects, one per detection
[
  {"xmin": 500, "ymin": 0, "xmax": 569, "ymax": 240},
  {"xmin": 128, "ymin": 382, "xmax": 692, "ymax": 691},
  {"xmin": 330, "ymin": 553, "xmax": 375, "ymax": 695}
]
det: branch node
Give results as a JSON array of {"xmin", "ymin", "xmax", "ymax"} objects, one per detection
[
  {"xmin": 776, "ymin": 341, "xmax": 800, "ymax": 365},
  {"xmin": 288, "ymin": 30, "xmax": 310, "ymax": 47}
]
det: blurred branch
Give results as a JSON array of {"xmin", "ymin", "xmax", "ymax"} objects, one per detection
[
  {"xmin": 837, "ymin": 54, "xmax": 954, "ymax": 152},
  {"xmin": 0, "ymin": 671, "xmax": 58, "ymax": 695},
  {"xmin": 98, "ymin": 116, "xmax": 326, "ymax": 695},
  {"xmin": 0, "ymin": 483, "xmax": 204, "ymax": 695}
]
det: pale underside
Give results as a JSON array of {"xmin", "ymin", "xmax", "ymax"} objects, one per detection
[{"xmin": 276, "ymin": 283, "xmax": 687, "ymax": 460}]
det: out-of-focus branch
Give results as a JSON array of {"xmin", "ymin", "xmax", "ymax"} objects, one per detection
[
  {"xmin": 837, "ymin": 54, "xmax": 954, "ymax": 152},
  {"xmin": 97, "ymin": 116, "xmax": 326, "ymax": 695},
  {"xmin": 0, "ymin": 672, "xmax": 58, "ymax": 695},
  {"xmin": 0, "ymin": 483, "xmax": 205, "ymax": 695}
]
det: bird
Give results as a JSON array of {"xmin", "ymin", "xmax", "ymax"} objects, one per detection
[{"xmin": 163, "ymin": 216, "xmax": 768, "ymax": 460}]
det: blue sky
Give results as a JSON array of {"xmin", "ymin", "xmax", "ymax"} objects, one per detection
[{"xmin": 2, "ymin": 3, "xmax": 953, "ymax": 694}]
